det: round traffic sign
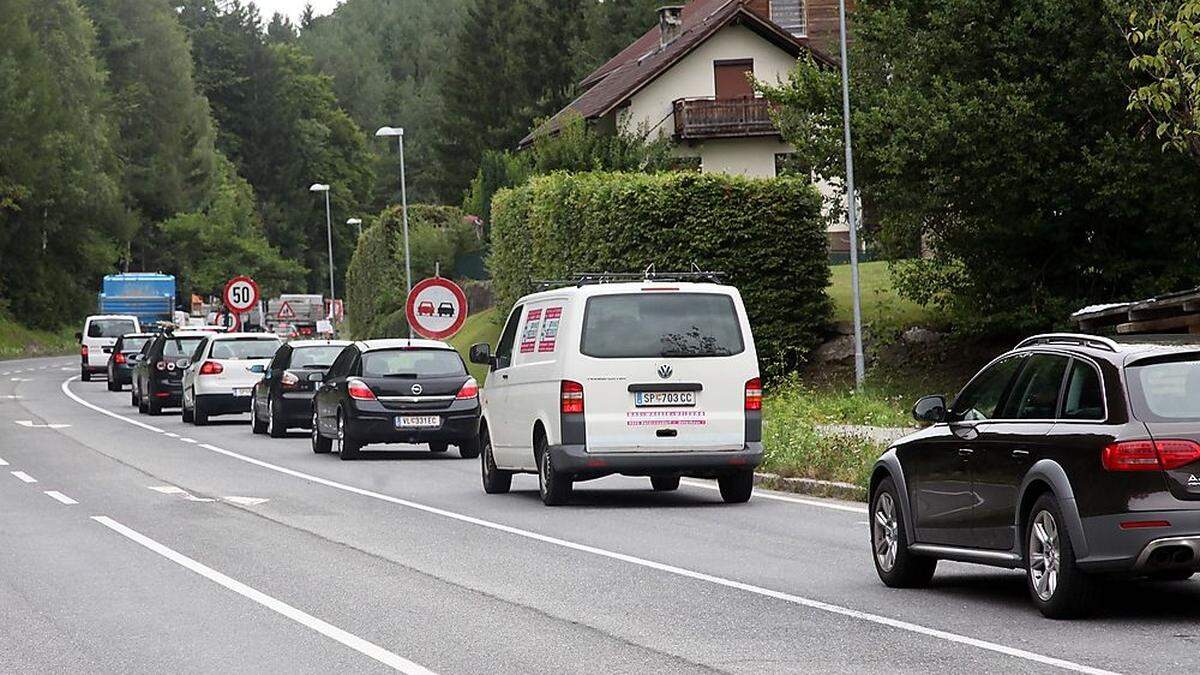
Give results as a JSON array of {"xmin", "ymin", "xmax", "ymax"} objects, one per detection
[
  {"xmin": 216, "ymin": 311, "xmax": 240, "ymax": 331},
  {"xmin": 223, "ymin": 276, "xmax": 259, "ymax": 313},
  {"xmin": 405, "ymin": 277, "xmax": 468, "ymax": 339}
]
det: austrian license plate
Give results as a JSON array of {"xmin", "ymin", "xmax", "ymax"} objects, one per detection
[
  {"xmin": 635, "ymin": 391, "xmax": 696, "ymax": 407},
  {"xmin": 232, "ymin": 388, "xmax": 251, "ymax": 397},
  {"xmin": 395, "ymin": 415, "xmax": 441, "ymax": 429}
]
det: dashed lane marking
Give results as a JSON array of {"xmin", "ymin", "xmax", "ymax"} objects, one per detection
[
  {"xmin": 11, "ymin": 471, "xmax": 37, "ymax": 483},
  {"xmin": 44, "ymin": 491, "xmax": 78, "ymax": 505},
  {"xmin": 91, "ymin": 516, "xmax": 436, "ymax": 675},
  {"xmin": 15, "ymin": 420, "xmax": 71, "ymax": 429}
]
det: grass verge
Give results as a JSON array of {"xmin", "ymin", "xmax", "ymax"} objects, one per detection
[
  {"xmin": 448, "ymin": 306, "xmax": 502, "ymax": 383},
  {"xmin": 828, "ymin": 260, "xmax": 938, "ymax": 331},
  {"xmin": 0, "ymin": 314, "xmax": 76, "ymax": 360}
]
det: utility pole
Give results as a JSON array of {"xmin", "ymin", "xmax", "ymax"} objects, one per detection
[{"xmin": 838, "ymin": 0, "xmax": 866, "ymax": 389}]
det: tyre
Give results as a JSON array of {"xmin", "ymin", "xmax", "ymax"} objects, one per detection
[
  {"xmin": 311, "ymin": 408, "xmax": 332, "ymax": 454},
  {"xmin": 266, "ymin": 397, "xmax": 286, "ymax": 438},
  {"xmin": 718, "ymin": 470, "xmax": 754, "ymax": 503},
  {"xmin": 131, "ymin": 388, "xmax": 139, "ymax": 408},
  {"xmin": 429, "ymin": 442, "xmax": 449, "ymax": 453},
  {"xmin": 138, "ymin": 393, "xmax": 148, "ymax": 415},
  {"xmin": 458, "ymin": 435, "xmax": 481, "ymax": 459},
  {"xmin": 147, "ymin": 397, "xmax": 162, "ymax": 416},
  {"xmin": 1025, "ymin": 493, "xmax": 1096, "ymax": 619},
  {"xmin": 651, "ymin": 476, "xmax": 681, "ymax": 492},
  {"xmin": 181, "ymin": 393, "xmax": 193, "ymax": 423},
  {"xmin": 337, "ymin": 410, "xmax": 361, "ymax": 460},
  {"xmin": 107, "ymin": 377, "xmax": 120, "ymax": 392},
  {"xmin": 870, "ymin": 477, "xmax": 937, "ymax": 588},
  {"xmin": 1149, "ymin": 570, "xmax": 1195, "ymax": 582},
  {"xmin": 536, "ymin": 434, "xmax": 572, "ymax": 506},
  {"xmin": 193, "ymin": 394, "xmax": 208, "ymax": 426},
  {"xmin": 251, "ymin": 396, "xmax": 267, "ymax": 435},
  {"xmin": 81, "ymin": 368, "xmax": 91, "ymax": 382},
  {"xmin": 481, "ymin": 429, "xmax": 512, "ymax": 494}
]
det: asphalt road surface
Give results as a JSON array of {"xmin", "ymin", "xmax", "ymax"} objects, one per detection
[{"xmin": 2, "ymin": 355, "xmax": 1199, "ymax": 674}]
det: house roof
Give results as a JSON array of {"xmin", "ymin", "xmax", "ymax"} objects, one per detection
[{"xmin": 519, "ymin": 0, "xmax": 836, "ymax": 148}]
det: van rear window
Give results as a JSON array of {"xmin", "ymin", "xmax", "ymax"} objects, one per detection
[
  {"xmin": 1127, "ymin": 358, "xmax": 1200, "ymax": 421},
  {"xmin": 581, "ymin": 293, "xmax": 744, "ymax": 358},
  {"xmin": 87, "ymin": 319, "xmax": 137, "ymax": 338}
]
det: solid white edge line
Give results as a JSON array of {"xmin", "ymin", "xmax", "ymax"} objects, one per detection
[
  {"xmin": 0, "ymin": 456, "xmax": 8, "ymax": 466},
  {"xmin": 180, "ymin": 438, "xmax": 197, "ymax": 444},
  {"xmin": 679, "ymin": 479, "xmax": 868, "ymax": 514},
  {"xmin": 60, "ymin": 377, "xmax": 1117, "ymax": 675},
  {"xmin": 44, "ymin": 490, "xmax": 78, "ymax": 505},
  {"xmin": 90, "ymin": 516, "xmax": 435, "ymax": 675},
  {"xmin": 11, "ymin": 470, "xmax": 37, "ymax": 483}
]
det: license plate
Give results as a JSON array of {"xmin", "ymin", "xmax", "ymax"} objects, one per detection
[
  {"xmin": 635, "ymin": 391, "xmax": 696, "ymax": 407},
  {"xmin": 233, "ymin": 388, "xmax": 251, "ymax": 397},
  {"xmin": 395, "ymin": 415, "xmax": 441, "ymax": 429}
]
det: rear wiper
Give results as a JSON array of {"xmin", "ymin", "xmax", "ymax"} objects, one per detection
[{"xmin": 382, "ymin": 372, "xmax": 419, "ymax": 378}]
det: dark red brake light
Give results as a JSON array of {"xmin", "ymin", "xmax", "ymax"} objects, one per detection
[
  {"xmin": 456, "ymin": 377, "xmax": 479, "ymax": 400},
  {"xmin": 81, "ymin": 345, "xmax": 89, "ymax": 358},
  {"xmin": 348, "ymin": 379, "xmax": 376, "ymax": 401},
  {"xmin": 745, "ymin": 378, "xmax": 763, "ymax": 411},
  {"xmin": 113, "ymin": 352, "xmax": 127, "ymax": 365},
  {"xmin": 1154, "ymin": 440, "xmax": 1200, "ymax": 470},
  {"xmin": 561, "ymin": 380, "xmax": 584, "ymax": 414},
  {"xmin": 1102, "ymin": 439, "xmax": 1200, "ymax": 472}
]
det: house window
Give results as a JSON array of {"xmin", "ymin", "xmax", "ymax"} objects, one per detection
[{"xmin": 770, "ymin": 0, "xmax": 806, "ymax": 37}]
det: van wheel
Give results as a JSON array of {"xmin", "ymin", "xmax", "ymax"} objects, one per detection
[
  {"xmin": 871, "ymin": 477, "xmax": 936, "ymax": 588},
  {"xmin": 338, "ymin": 410, "xmax": 361, "ymax": 460},
  {"xmin": 481, "ymin": 429, "xmax": 512, "ymax": 494},
  {"xmin": 311, "ymin": 408, "xmax": 332, "ymax": 454},
  {"xmin": 537, "ymin": 436, "xmax": 572, "ymax": 506},
  {"xmin": 651, "ymin": 476, "xmax": 680, "ymax": 492},
  {"xmin": 81, "ymin": 369, "xmax": 91, "ymax": 382},
  {"xmin": 429, "ymin": 442, "xmax": 449, "ymax": 453},
  {"xmin": 1026, "ymin": 494, "xmax": 1096, "ymax": 619},
  {"xmin": 718, "ymin": 470, "xmax": 754, "ymax": 503}
]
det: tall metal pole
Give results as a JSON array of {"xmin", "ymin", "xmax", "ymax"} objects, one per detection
[
  {"xmin": 398, "ymin": 133, "xmax": 413, "ymax": 338},
  {"xmin": 838, "ymin": 0, "xmax": 866, "ymax": 389},
  {"xmin": 324, "ymin": 189, "xmax": 335, "ymax": 307}
]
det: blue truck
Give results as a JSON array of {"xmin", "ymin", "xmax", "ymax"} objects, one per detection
[{"xmin": 98, "ymin": 273, "xmax": 176, "ymax": 326}]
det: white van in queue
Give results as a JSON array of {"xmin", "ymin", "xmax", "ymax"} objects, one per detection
[
  {"xmin": 78, "ymin": 314, "xmax": 141, "ymax": 382},
  {"xmin": 469, "ymin": 274, "xmax": 763, "ymax": 506}
]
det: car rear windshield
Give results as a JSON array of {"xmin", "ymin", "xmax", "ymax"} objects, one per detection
[
  {"xmin": 361, "ymin": 349, "xmax": 465, "ymax": 378},
  {"xmin": 580, "ymin": 293, "xmax": 745, "ymax": 358},
  {"xmin": 290, "ymin": 346, "xmax": 344, "ymax": 369},
  {"xmin": 87, "ymin": 319, "xmax": 137, "ymax": 338},
  {"xmin": 162, "ymin": 337, "xmax": 205, "ymax": 359},
  {"xmin": 120, "ymin": 337, "xmax": 150, "ymax": 353},
  {"xmin": 1127, "ymin": 357, "xmax": 1200, "ymax": 421},
  {"xmin": 211, "ymin": 338, "xmax": 280, "ymax": 360}
]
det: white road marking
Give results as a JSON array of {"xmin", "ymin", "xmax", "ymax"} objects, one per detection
[
  {"xmin": 149, "ymin": 486, "xmax": 187, "ymax": 495},
  {"xmin": 224, "ymin": 496, "xmax": 269, "ymax": 506},
  {"xmin": 179, "ymin": 437, "xmax": 197, "ymax": 443},
  {"xmin": 0, "ymin": 456, "xmax": 7, "ymax": 466},
  {"xmin": 11, "ymin": 471, "xmax": 37, "ymax": 483},
  {"xmin": 62, "ymin": 377, "xmax": 1115, "ymax": 675},
  {"xmin": 91, "ymin": 516, "xmax": 436, "ymax": 674},
  {"xmin": 163, "ymin": 432, "xmax": 179, "ymax": 438},
  {"xmin": 60, "ymin": 367, "xmax": 74, "ymax": 372},
  {"xmin": 11, "ymin": 377, "xmax": 32, "ymax": 382},
  {"xmin": 14, "ymin": 420, "xmax": 71, "ymax": 429},
  {"xmin": 2, "ymin": 395, "xmax": 22, "ymax": 400},
  {"xmin": 44, "ymin": 491, "xmax": 78, "ymax": 505},
  {"xmin": 680, "ymin": 479, "xmax": 868, "ymax": 514}
]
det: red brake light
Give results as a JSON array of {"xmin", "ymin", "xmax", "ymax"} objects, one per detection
[
  {"xmin": 280, "ymin": 371, "xmax": 299, "ymax": 390},
  {"xmin": 113, "ymin": 352, "xmax": 126, "ymax": 365},
  {"xmin": 198, "ymin": 360, "xmax": 223, "ymax": 376},
  {"xmin": 456, "ymin": 377, "xmax": 479, "ymax": 400},
  {"xmin": 348, "ymin": 379, "xmax": 376, "ymax": 401},
  {"xmin": 1102, "ymin": 439, "xmax": 1200, "ymax": 472},
  {"xmin": 81, "ymin": 345, "xmax": 89, "ymax": 358},
  {"xmin": 745, "ymin": 377, "xmax": 763, "ymax": 411},
  {"xmin": 561, "ymin": 380, "xmax": 584, "ymax": 414}
]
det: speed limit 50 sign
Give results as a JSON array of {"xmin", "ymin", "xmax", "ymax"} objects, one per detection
[{"xmin": 223, "ymin": 276, "xmax": 260, "ymax": 314}]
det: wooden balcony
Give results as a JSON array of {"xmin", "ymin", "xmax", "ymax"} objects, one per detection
[{"xmin": 672, "ymin": 97, "xmax": 779, "ymax": 141}]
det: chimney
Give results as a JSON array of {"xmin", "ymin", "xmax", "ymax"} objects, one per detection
[{"xmin": 658, "ymin": 6, "xmax": 684, "ymax": 48}]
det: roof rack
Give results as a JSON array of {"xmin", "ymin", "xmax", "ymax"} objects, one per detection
[
  {"xmin": 1015, "ymin": 333, "xmax": 1119, "ymax": 352},
  {"xmin": 534, "ymin": 263, "xmax": 726, "ymax": 290}
]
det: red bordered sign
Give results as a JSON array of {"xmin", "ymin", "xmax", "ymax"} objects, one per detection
[
  {"xmin": 223, "ymin": 276, "xmax": 260, "ymax": 314},
  {"xmin": 405, "ymin": 277, "xmax": 468, "ymax": 339}
]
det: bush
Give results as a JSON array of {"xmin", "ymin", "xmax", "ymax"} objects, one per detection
[
  {"xmin": 344, "ymin": 204, "xmax": 479, "ymax": 338},
  {"xmin": 489, "ymin": 172, "xmax": 832, "ymax": 376}
]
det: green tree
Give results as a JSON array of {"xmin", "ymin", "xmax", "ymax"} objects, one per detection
[
  {"xmin": 1127, "ymin": 2, "xmax": 1200, "ymax": 159},
  {"xmin": 584, "ymin": 0, "xmax": 661, "ymax": 66}
]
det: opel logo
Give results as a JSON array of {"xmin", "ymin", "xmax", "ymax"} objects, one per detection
[
  {"xmin": 657, "ymin": 364, "xmax": 673, "ymax": 379},
  {"xmin": 411, "ymin": 383, "xmax": 423, "ymax": 395}
]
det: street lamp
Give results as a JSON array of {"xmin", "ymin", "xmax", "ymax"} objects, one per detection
[
  {"xmin": 347, "ymin": 218, "xmax": 362, "ymax": 238},
  {"xmin": 309, "ymin": 183, "xmax": 335, "ymax": 309},
  {"xmin": 374, "ymin": 126, "xmax": 412, "ymax": 299},
  {"xmin": 837, "ymin": 0, "xmax": 866, "ymax": 390}
]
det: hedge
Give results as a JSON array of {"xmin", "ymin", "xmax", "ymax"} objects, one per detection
[
  {"xmin": 345, "ymin": 204, "xmax": 474, "ymax": 338},
  {"xmin": 489, "ymin": 171, "xmax": 832, "ymax": 376}
]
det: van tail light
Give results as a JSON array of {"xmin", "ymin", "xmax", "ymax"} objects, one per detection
[
  {"xmin": 561, "ymin": 380, "xmax": 584, "ymax": 414},
  {"xmin": 81, "ymin": 345, "xmax": 89, "ymax": 359},
  {"xmin": 113, "ymin": 352, "xmax": 126, "ymax": 365},
  {"xmin": 745, "ymin": 378, "xmax": 763, "ymax": 411},
  {"xmin": 456, "ymin": 377, "xmax": 479, "ymax": 400},
  {"xmin": 280, "ymin": 371, "xmax": 299, "ymax": 390},
  {"xmin": 198, "ymin": 360, "xmax": 223, "ymax": 376},
  {"xmin": 348, "ymin": 379, "xmax": 376, "ymax": 401},
  {"xmin": 1102, "ymin": 439, "xmax": 1200, "ymax": 471}
]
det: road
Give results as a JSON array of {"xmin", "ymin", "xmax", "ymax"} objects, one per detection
[{"xmin": 1, "ymin": 355, "xmax": 1198, "ymax": 674}]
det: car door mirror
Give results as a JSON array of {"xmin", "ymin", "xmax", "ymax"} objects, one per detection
[
  {"xmin": 249, "ymin": 364, "xmax": 266, "ymax": 374},
  {"xmin": 469, "ymin": 342, "xmax": 493, "ymax": 366},
  {"xmin": 75, "ymin": 331, "xmax": 83, "ymax": 343},
  {"xmin": 913, "ymin": 395, "xmax": 948, "ymax": 424}
]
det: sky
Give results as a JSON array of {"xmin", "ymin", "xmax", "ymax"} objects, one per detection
[{"xmin": 250, "ymin": 0, "xmax": 340, "ymax": 22}]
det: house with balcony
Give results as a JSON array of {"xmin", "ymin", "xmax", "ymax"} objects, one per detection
[{"xmin": 521, "ymin": 0, "xmax": 853, "ymax": 253}]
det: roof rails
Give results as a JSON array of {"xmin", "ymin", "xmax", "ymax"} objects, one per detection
[
  {"xmin": 1015, "ymin": 333, "xmax": 1119, "ymax": 352},
  {"xmin": 534, "ymin": 263, "xmax": 725, "ymax": 290}
]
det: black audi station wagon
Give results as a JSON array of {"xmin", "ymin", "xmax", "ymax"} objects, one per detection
[{"xmin": 870, "ymin": 334, "xmax": 1200, "ymax": 618}]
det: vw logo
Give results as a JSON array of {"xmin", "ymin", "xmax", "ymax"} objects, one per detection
[
  {"xmin": 411, "ymin": 384, "xmax": 423, "ymax": 395},
  {"xmin": 657, "ymin": 364, "xmax": 673, "ymax": 379}
]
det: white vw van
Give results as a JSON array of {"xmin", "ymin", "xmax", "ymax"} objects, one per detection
[{"xmin": 469, "ymin": 275, "xmax": 763, "ymax": 506}]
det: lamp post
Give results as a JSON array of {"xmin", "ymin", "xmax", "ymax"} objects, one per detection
[
  {"xmin": 838, "ymin": 0, "xmax": 866, "ymax": 390},
  {"xmin": 309, "ymin": 183, "xmax": 335, "ymax": 307},
  {"xmin": 347, "ymin": 218, "xmax": 362, "ymax": 238},
  {"xmin": 375, "ymin": 126, "xmax": 412, "ymax": 337}
]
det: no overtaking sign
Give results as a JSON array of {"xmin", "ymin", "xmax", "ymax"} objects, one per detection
[{"xmin": 405, "ymin": 277, "xmax": 468, "ymax": 339}]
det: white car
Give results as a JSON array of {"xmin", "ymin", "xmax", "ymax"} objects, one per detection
[
  {"xmin": 469, "ymin": 275, "xmax": 762, "ymax": 506},
  {"xmin": 181, "ymin": 332, "xmax": 282, "ymax": 425},
  {"xmin": 78, "ymin": 314, "xmax": 141, "ymax": 382}
]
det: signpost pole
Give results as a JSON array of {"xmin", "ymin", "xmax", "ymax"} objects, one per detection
[
  {"xmin": 838, "ymin": 0, "xmax": 866, "ymax": 390},
  {"xmin": 398, "ymin": 133, "xmax": 413, "ymax": 338}
]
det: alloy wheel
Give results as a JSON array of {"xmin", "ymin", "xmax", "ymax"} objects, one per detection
[
  {"xmin": 873, "ymin": 492, "xmax": 899, "ymax": 572},
  {"xmin": 1029, "ymin": 510, "xmax": 1060, "ymax": 602}
]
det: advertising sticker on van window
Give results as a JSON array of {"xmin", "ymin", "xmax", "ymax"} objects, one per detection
[
  {"xmin": 538, "ymin": 307, "xmax": 562, "ymax": 352},
  {"xmin": 520, "ymin": 309, "xmax": 542, "ymax": 353}
]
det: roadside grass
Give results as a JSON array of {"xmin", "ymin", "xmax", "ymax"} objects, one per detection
[
  {"xmin": 449, "ymin": 306, "xmax": 502, "ymax": 383},
  {"xmin": 0, "ymin": 314, "xmax": 76, "ymax": 360},
  {"xmin": 828, "ymin": 260, "xmax": 939, "ymax": 332}
]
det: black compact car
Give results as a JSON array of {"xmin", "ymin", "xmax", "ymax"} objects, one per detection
[
  {"xmin": 131, "ymin": 331, "xmax": 208, "ymax": 415},
  {"xmin": 311, "ymin": 339, "xmax": 481, "ymax": 460},
  {"xmin": 251, "ymin": 339, "xmax": 350, "ymax": 437},
  {"xmin": 870, "ymin": 333, "xmax": 1200, "ymax": 618},
  {"xmin": 106, "ymin": 333, "xmax": 154, "ymax": 392}
]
